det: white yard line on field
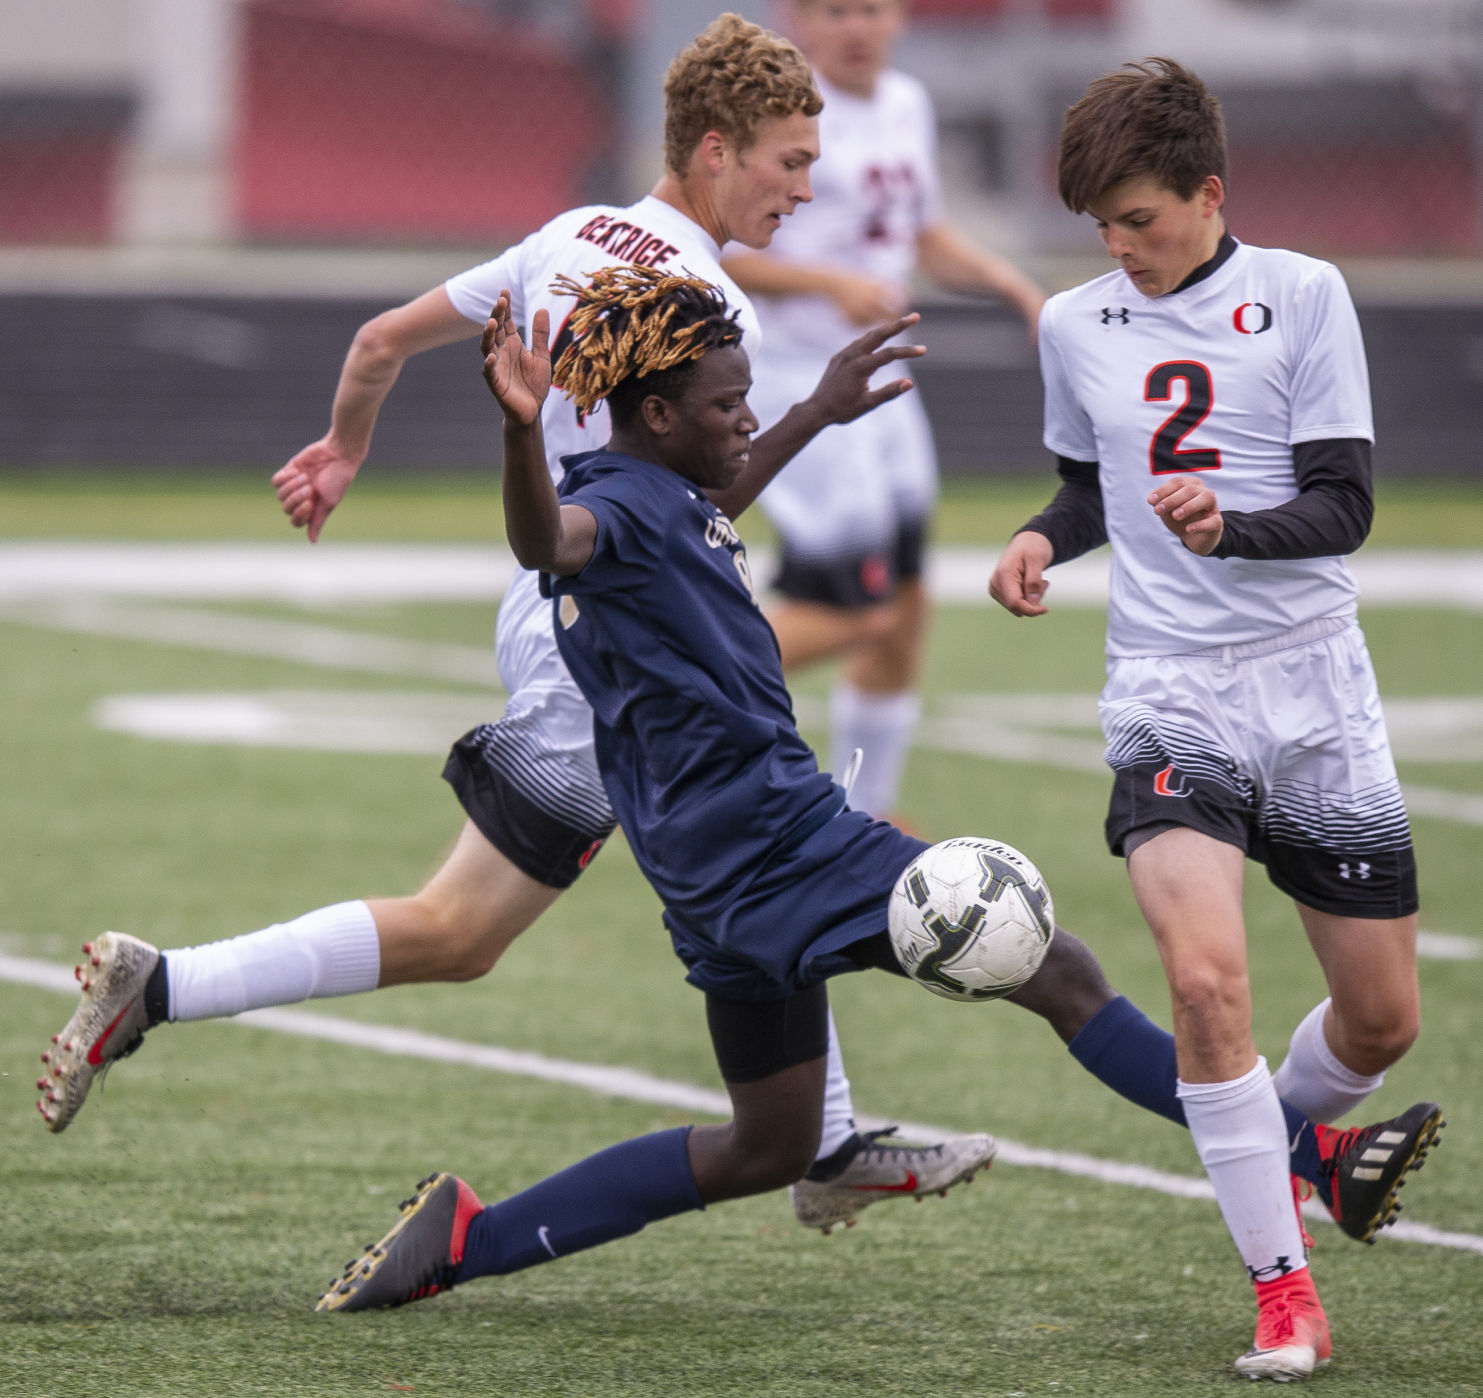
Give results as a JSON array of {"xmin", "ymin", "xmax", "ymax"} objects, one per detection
[
  {"xmin": 2, "ymin": 950, "xmax": 1477, "ymax": 1256},
  {"xmin": 2, "ymin": 542, "xmax": 1483, "ymax": 609},
  {"xmin": 0, "ymin": 596, "xmax": 503, "ymax": 687}
]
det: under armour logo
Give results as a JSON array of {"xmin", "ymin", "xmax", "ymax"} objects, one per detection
[
  {"xmin": 1100, "ymin": 306, "xmax": 1131, "ymax": 325},
  {"xmin": 1339, "ymin": 861, "xmax": 1372, "ymax": 880},
  {"xmin": 1248, "ymin": 1256, "xmax": 1296, "ymax": 1282}
]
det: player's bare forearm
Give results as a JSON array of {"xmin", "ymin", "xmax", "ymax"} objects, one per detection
[
  {"xmin": 501, "ymin": 419, "xmax": 566, "ymax": 571},
  {"xmin": 706, "ymin": 313, "xmax": 925, "ymax": 519},
  {"xmin": 483, "ymin": 297, "xmax": 595, "ymax": 576},
  {"xmin": 329, "ymin": 290, "xmax": 482, "ymax": 463},
  {"xmin": 274, "ymin": 289, "xmax": 484, "ymax": 541},
  {"xmin": 916, "ymin": 224, "xmax": 1045, "ymax": 330},
  {"xmin": 724, "ymin": 253, "xmax": 909, "ymax": 326}
]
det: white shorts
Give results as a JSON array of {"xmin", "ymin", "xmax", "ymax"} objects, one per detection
[
  {"xmin": 440, "ymin": 567, "xmax": 614, "ymax": 886},
  {"xmin": 1099, "ymin": 616, "xmax": 1417, "ymax": 918},
  {"xmin": 749, "ymin": 354, "xmax": 939, "ymax": 565}
]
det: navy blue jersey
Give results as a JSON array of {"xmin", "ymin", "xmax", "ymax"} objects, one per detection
[{"xmin": 552, "ymin": 449, "xmax": 927, "ymax": 1000}]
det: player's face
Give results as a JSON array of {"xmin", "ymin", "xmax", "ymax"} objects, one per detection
[
  {"xmin": 1085, "ymin": 175, "xmax": 1225, "ymax": 298},
  {"xmin": 794, "ymin": 0, "xmax": 904, "ymax": 96},
  {"xmin": 661, "ymin": 346, "xmax": 758, "ymax": 490},
  {"xmin": 718, "ymin": 111, "xmax": 819, "ymax": 249}
]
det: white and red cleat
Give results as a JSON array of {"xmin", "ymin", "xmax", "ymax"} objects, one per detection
[{"xmin": 37, "ymin": 932, "xmax": 158, "ymax": 1132}]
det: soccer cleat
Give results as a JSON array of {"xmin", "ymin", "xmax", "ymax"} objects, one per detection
[
  {"xmin": 316, "ymin": 1173, "xmax": 483, "ymax": 1313},
  {"xmin": 1234, "ymin": 1268, "xmax": 1332, "ymax": 1382},
  {"xmin": 36, "ymin": 932, "xmax": 159, "ymax": 1133},
  {"xmin": 790, "ymin": 1127, "xmax": 997, "ymax": 1234},
  {"xmin": 1314, "ymin": 1100, "xmax": 1444, "ymax": 1243}
]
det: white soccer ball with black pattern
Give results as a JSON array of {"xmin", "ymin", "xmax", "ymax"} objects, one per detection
[{"xmin": 887, "ymin": 837, "xmax": 1055, "ymax": 1001}]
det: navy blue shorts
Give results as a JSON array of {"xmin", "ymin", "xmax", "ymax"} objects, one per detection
[{"xmin": 666, "ymin": 807, "xmax": 929, "ymax": 1002}]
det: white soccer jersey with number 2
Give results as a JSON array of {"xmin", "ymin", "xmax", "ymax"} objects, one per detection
[{"xmin": 1040, "ymin": 241, "xmax": 1373, "ymax": 657}]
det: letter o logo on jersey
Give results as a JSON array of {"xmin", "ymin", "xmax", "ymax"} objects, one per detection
[{"xmin": 1233, "ymin": 302, "xmax": 1273, "ymax": 335}]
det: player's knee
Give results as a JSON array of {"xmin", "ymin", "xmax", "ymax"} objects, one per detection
[
  {"xmin": 1163, "ymin": 958, "xmax": 1242, "ymax": 1022},
  {"xmin": 855, "ymin": 602, "xmax": 898, "ymax": 647},
  {"xmin": 719, "ymin": 1119, "xmax": 820, "ymax": 1195},
  {"xmin": 1337, "ymin": 1001, "xmax": 1420, "ymax": 1072}
]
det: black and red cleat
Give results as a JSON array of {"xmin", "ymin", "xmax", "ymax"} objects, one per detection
[
  {"xmin": 316, "ymin": 1173, "xmax": 483, "ymax": 1312},
  {"xmin": 1314, "ymin": 1100, "xmax": 1444, "ymax": 1243}
]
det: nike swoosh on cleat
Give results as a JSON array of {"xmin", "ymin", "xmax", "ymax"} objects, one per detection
[
  {"xmin": 847, "ymin": 1172, "xmax": 919, "ymax": 1194},
  {"xmin": 87, "ymin": 1005, "xmax": 134, "ymax": 1067}
]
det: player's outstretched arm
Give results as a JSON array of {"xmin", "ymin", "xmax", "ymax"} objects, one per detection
[
  {"xmin": 481, "ymin": 293, "xmax": 595, "ymax": 577},
  {"xmin": 988, "ymin": 531, "xmax": 1055, "ymax": 617},
  {"xmin": 916, "ymin": 224, "xmax": 1045, "ymax": 337},
  {"xmin": 273, "ymin": 287, "xmax": 480, "ymax": 542},
  {"xmin": 707, "ymin": 311, "xmax": 925, "ymax": 519},
  {"xmin": 724, "ymin": 251, "xmax": 912, "ymax": 327}
]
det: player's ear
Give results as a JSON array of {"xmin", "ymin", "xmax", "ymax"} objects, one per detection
[
  {"xmin": 1200, "ymin": 175, "xmax": 1225, "ymax": 216},
  {"xmin": 696, "ymin": 129, "xmax": 730, "ymax": 177},
  {"xmin": 640, "ymin": 393, "xmax": 674, "ymax": 437}
]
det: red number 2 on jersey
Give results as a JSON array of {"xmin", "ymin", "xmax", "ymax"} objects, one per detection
[{"xmin": 1145, "ymin": 361, "xmax": 1222, "ymax": 474}]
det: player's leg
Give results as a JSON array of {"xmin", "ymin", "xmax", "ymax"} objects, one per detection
[
  {"xmin": 1275, "ymin": 908, "xmax": 1420, "ymax": 1120},
  {"xmin": 1261, "ymin": 620, "xmax": 1426, "ymax": 1125},
  {"xmin": 36, "ymin": 694, "xmax": 611, "ymax": 1130},
  {"xmin": 35, "ymin": 819, "xmax": 568, "ymax": 1131},
  {"xmin": 1127, "ymin": 826, "xmax": 1328, "ymax": 1379},
  {"xmin": 316, "ymin": 987, "xmax": 831, "ymax": 1311},
  {"xmin": 828, "ymin": 391, "xmax": 937, "ymax": 818},
  {"xmin": 756, "ymin": 365, "xmax": 902, "ymax": 745}
]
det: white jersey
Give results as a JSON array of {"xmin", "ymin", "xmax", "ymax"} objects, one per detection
[
  {"xmin": 442, "ymin": 196, "xmax": 762, "ymax": 813},
  {"xmin": 747, "ymin": 69, "xmax": 943, "ymax": 363},
  {"xmin": 1040, "ymin": 240, "xmax": 1373, "ymax": 658},
  {"xmin": 445, "ymin": 194, "xmax": 761, "ymax": 479}
]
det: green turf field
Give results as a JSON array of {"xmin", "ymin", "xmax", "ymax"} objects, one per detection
[{"xmin": 2, "ymin": 478, "xmax": 1480, "ymax": 1397}]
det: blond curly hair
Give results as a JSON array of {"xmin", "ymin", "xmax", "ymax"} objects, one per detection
[{"xmin": 663, "ymin": 13, "xmax": 822, "ymax": 175}]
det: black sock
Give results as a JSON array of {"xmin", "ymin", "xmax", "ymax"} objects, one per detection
[{"xmin": 143, "ymin": 955, "xmax": 170, "ymax": 1027}]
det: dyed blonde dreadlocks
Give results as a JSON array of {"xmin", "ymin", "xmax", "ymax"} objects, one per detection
[{"xmin": 550, "ymin": 265, "xmax": 743, "ymax": 419}]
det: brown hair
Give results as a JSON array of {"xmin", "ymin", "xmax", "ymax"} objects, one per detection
[
  {"xmin": 663, "ymin": 13, "xmax": 822, "ymax": 175},
  {"xmin": 550, "ymin": 266, "xmax": 743, "ymax": 419},
  {"xmin": 1058, "ymin": 56, "xmax": 1227, "ymax": 213}
]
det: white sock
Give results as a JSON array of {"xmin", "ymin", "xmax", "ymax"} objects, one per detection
[
  {"xmin": 817, "ymin": 1009, "xmax": 857, "ymax": 1159},
  {"xmin": 166, "ymin": 901, "xmax": 381, "ymax": 1022},
  {"xmin": 1179, "ymin": 1058, "xmax": 1309, "ymax": 1284},
  {"xmin": 1272, "ymin": 998, "xmax": 1385, "ymax": 1124},
  {"xmin": 829, "ymin": 682, "xmax": 920, "ymax": 818}
]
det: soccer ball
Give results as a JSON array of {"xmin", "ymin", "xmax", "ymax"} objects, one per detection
[{"xmin": 887, "ymin": 837, "xmax": 1055, "ymax": 1002}]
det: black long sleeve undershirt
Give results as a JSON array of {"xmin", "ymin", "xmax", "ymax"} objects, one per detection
[{"xmin": 1015, "ymin": 439, "xmax": 1374, "ymax": 564}]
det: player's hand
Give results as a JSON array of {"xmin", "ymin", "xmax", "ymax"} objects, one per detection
[
  {"xmin": 807, "ymin": 312, "xmax": 925, "ymax": 426},
  {"xmin": 481, "ymin": 291, "xmax": 550, "ymax": 427},
  {"xmin": 1148, "ymin": 476, "xmax": 1224, "ymax": 555},
  {"xmin": 829, "ymin": 273, "xmax": 913, "ymax": 327},
  {"xmin": 272, "ymin": 439, "xmax": 361, "ymax": 544},
  {"xmin": 988, "ymin": 531, "xmax": 1055, "ymax": 617}
]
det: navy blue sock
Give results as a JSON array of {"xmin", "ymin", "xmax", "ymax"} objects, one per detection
[
  {"xmin": 1068, "ymin": 996, "xmax": 1324, "ymax": 1188},
  {"xmin": 457, "ymin": 1126, "xmax": 703, "ymax": 1280}
]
